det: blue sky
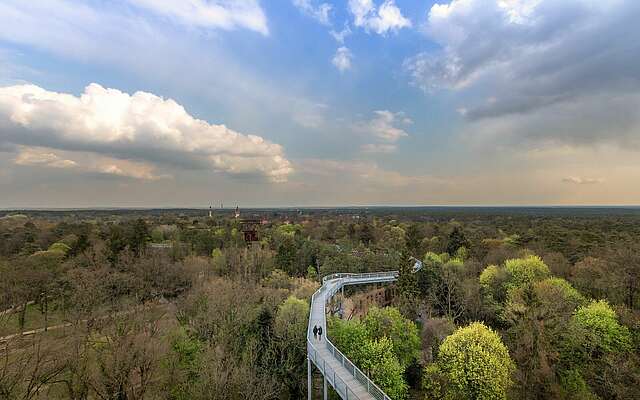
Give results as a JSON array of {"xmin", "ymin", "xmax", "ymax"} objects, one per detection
[{"xmin": 1, "ymin": 0, "xmax": 640, "ymax": 207}]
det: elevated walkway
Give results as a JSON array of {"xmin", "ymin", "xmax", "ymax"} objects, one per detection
[{"xmin": 307, "ymin": 272, "xmax": 399, "ymax": 400}]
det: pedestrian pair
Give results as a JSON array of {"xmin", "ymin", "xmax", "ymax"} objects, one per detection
[{"xmin": 312, "ymin": 324, "xmax": 323, "ymax": 340}]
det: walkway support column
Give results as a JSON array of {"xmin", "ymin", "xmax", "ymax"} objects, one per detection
[
  {"xmin": 308, "ymin": 357, "xmax": 312, "ymax": 400},
  {"xmin": 323, "ymin": 375, "xmax": 327, "ymax": 400}
]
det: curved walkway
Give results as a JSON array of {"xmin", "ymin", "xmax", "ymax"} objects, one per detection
[{"xmin": 307, "ymin": 272, "xmax": 398, "ymax": 400}]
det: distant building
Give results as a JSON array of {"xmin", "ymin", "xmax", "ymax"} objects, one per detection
[
  {"xmin": 240, "ymin": 218, "xmax": 261, "ymax": 244},
  {"xmin": 234, "ymin": 205, "xmax": 240, "ymax": 219}
]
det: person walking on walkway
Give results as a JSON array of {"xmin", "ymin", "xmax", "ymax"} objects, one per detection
[
  {"xmin": 317, "ymin": 326, "xmax": 323, "ymax": 341},
  {"xmin": 313, "ymin": 324, "xmax": 318, "ymax": 339}
]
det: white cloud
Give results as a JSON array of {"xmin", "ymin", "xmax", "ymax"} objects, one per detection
[
  {"xmin": 348, "ymin": 0, "xmax": 411, "ymax": 35},
  {"xmin": 129, "ymin": 0, "xmax": 269, "ymax": 34},
  {"xmin": 355, "ymin": 110, "xmax": 410, "ymax": 153},
  {"xmin": 562, "ymin": 176, "xmax": 603, "ymax": 185},
  {"xmin": 292, "ymin": 0, "xmax": 332, "ymax": 25},
  {"xmin": 358, "ymin": 110, "xmax": 410, "ymax": 142},
  {"xmin": 330, "ymin": 25, "xmax": 352, "ymax": 44},
  {"xmin": 95, "ymin": 162, "xmax": 165, "ymax": 180},
  {"xmin": 0, "ymin": 83, "xmax": 292, "ymax": 182},
  {"xmin": 332, "ymin": 47, "xmax": 353, "ymax": 72},
  {"xmin": 12, "ymin": 146, "xmax": 168, "ymax": 180},
  {"xmin": 0, "ymin": 0, "xmax": 331, "ymax": 135},
  {"xmin": 14, "ymin": 147, "xmax": 77, "ymax": 169}
]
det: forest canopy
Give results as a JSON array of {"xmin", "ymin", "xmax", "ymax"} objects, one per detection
[{"xmin": 0, "ymin": 207, "xmax": 639, "ymax": 399}]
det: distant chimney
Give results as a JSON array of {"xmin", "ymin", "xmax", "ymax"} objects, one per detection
[{"xmin": 235, "ymin": 205, "xmax": 240, "ymax": 219}]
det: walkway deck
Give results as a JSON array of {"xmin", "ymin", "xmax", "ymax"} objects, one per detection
[{"xmin": 307, "ymin": 272, "xmax": 398, "ymax": 400}]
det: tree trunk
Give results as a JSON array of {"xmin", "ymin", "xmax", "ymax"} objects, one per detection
[
  {"xmin": 19, "ymin": 302, "xmax": 27, "ymax": 332},
  {"xmin": 43, "ymin": 293, "xmax": 48, "ymax": 332}
]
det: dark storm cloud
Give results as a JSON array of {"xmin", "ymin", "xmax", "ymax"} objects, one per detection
[{"xmin": 407, "ymin": 0, "xmax": 640, "ymax": 147}]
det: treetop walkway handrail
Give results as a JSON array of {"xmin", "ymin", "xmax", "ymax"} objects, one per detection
[
  {"xmin": 321, "ymin": 271, "xmax": 399, "ymax": 284},
  {"xmin": 307, "ymin": 271, "xmax": 399, "ymax": 400}
]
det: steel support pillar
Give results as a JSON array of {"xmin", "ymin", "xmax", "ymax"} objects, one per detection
[
  {"xmin": 308, "ymin": 358, "xmax": 312, "ymax": 400},
  {"xmin": 323, "ymin": 375, "xmax": 327, "ymax": 400}
]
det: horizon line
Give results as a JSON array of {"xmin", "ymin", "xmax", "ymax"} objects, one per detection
[{"xmin": 3, "ymin": 204, "xmax": 640, "ymax": 211}]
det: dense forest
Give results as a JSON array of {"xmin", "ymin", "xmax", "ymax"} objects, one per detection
[{"xmin": 0, "ymin": 207, "xmax": 638, "ymax": 399}]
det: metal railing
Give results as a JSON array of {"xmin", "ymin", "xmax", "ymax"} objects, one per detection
[
  {"xmin": 322, "ymin": 271, "xmax": 399, "ymax": 284},
  {"xmin": 307, "ymin": 271, "xmax": 399, "ymax": 400}
]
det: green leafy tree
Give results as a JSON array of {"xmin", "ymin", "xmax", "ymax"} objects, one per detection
[
  {"xmin": 436, "ymin": 259, "xmax": 467, "ymax": 320},
  {"xmin": 425, "ymin": 322, "xmax": 515, "ymax": 400},
  {"xmin": 561, "ymin": 300, "xmax": 633, "ymax": 398},
  {"xmin": 274, "ymin": 296, "xmax": 309, "ymax": 342},
  {"xmin": 446, "ymin": 226, "xmax": 469, "ymax": 256},
  {"xmin": 68, "ymin": 232, "xmax": 90, "ymax": 258},
  {"xmin": 424, "ymin": 252, "xmax": 446, "ymax": 266},
  {"xmin": 566, "ymin": 300, "xmax": 631, "ymax": 357},
  {"xmin": 164, "ymin": 328, "xmax": 204, "ymax": 400},
  {"xmin": 329, "ymin": 316, "xmax": 409, "ymax": 399},
  {"xmin": 479, "ymin": 255, "xmax": 551, "ymax": 322},
  {"xmin": 406, "ymin": 223, "xmax": 424, "ymax": 256},
  {"xmin": 359, "ymin": 337, "xmax": 408, "ymax": 400},
  {"xmin": 211, "ymin": 248, "xmax": 227, "ymax": 275},
  {"xmin": 382, "ymin": 225, "xmax": 407, "ymax": 253},
  {"xmin": 105, "ymin": 225, "xmax": 127, "ymax": 267},
  {"xmin": 127, "ymin": 218, "xmax": 149, "ymax": 257},
  {"xmin": 151, "ymin": 227, "xmax": 164, "ymax": 243},
  {"xmin": 358, "ymin": 221, "xmax": 375, "ymax": 245},
  {"xmin": 362, "ymin": 307, "xmax": 421, "ymax": 368},
  {"xmin": 502, "ymin": 278, "xmax": 586, "ymax": 399},
  {"xmin": 48, "ymin": 242, "xmax": 71, "ymax": 256},
  {"xmin": 261, "ymin": 269, "xmax": 293, "ymax": 290},
  {"xmin": 276, "ymin": 236, "xmax": 301, "ymax": 276},
  {"xmin": 306, "ymin": 265, "xmax": 318, "ymax": 280},
  {"xmin": 272, "ymin": 296, "xmax": 309, "ymax": 397},
  {"xmin": 328, "ymin": 317, "xmax": 370, "ymax": 363},
  {"xmin": 479, "ymin": 265, "xmax": 508, "ymax": 305},
  {"xmin": 504, "ymin": 255, "xmax": 550, "ymax": 290}
]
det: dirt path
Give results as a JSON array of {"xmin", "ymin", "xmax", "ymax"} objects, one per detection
[{"xmin": 0, "ymin": 303, "xmax": 170, "ymax": 343}]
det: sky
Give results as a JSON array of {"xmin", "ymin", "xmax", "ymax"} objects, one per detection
[{"xmin": 1, "ymin": 0, "xmax": 639, "ymax": 208}]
